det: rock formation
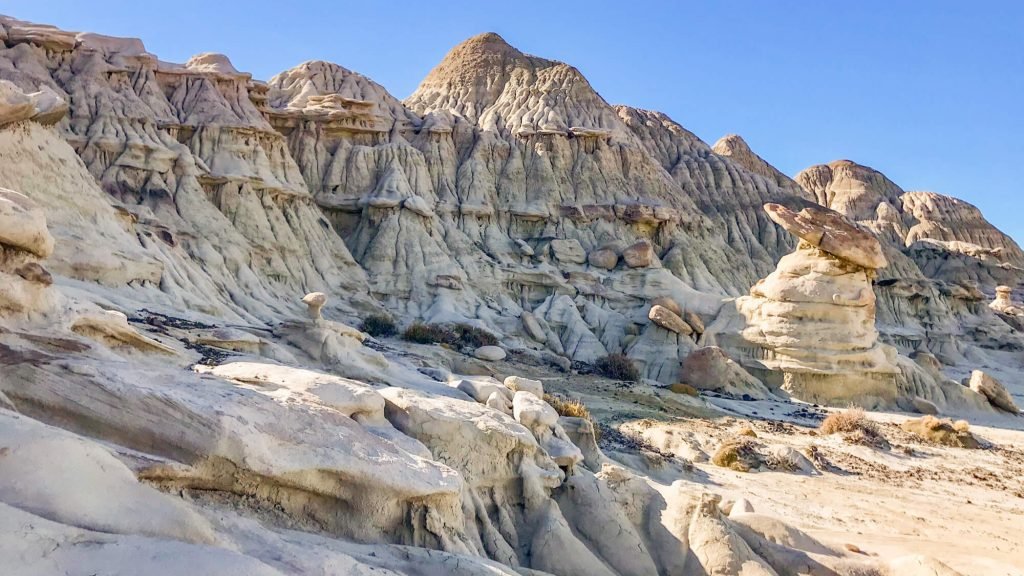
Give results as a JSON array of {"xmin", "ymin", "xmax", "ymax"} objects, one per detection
[
  {"xmin": 0, "ymin": 13, "xmax": 1019, "ymax": 575},
  {"xmin": 706, "ymin": 204, "xmax": 902, "ymax": 407}
]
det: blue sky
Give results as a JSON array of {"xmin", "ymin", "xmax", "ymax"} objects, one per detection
[{"xmin": 6, "ymin": 0, "xmax": 1023, "ymax": 243}]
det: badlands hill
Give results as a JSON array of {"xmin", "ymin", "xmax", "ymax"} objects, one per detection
[{"xmin": 0, "ymin": 15, "xmax": 1023, "ymax": 576}]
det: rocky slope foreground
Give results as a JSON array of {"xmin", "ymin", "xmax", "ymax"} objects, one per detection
[{"xmin": 0, "ymin": 14, "xmax": 1023, "ymax": 576}]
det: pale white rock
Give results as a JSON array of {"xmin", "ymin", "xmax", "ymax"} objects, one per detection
[
  {"xmin": 0, "ymin": 410, "xmax": 216, "ymax": 545},
  {"xmin": 729, "ymin": 497, "xmax": 756, "ymax": 517},
  {"xmin": 485, "ymin": 390, "xmax": 513, "ymax": 415},
  {"xmin": 968, "ymin": 370, "xmax": 1019, "ymax": 414},
  {"xmin": 991, "ymin": 285, "xmax": 1022, "ymax": 316},
  {"xmin": 0, "ymin": 186, "xmax": 54, "ymax": 258},
  {"xmin": 504, "ymin": 375, "xmax": 543, "ymax": 398},
  {"xmin": 688, "ymin": 494, "xmax": 779, "ymax": 576},
  {"xmin": 520, "ymin": 311, "xmax": 547, "ymax": 342},
  {"xmin": 513, "ymin": 390, "xmax": 559, "ymax": 429},
  {"xmin": 0, "ymin": 503, "xmax": 286, "ymax": 576},
  {"xmin": 474, "ymin": 345, "xmax": 506, "ymax": 361},
  {"xmin": 550, "ymin": 238, "xmax": 587, "ymax": 264},
  {"xmin": 71, "ymin": 310, "xmax": 177, "ymax": 355}
]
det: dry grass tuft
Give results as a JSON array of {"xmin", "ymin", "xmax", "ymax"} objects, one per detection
[
  {"xmin": 819, "ymin": 408, "xmax": 889, "ymax": 450},
  {"xmin": 736, "ymin": 424, "xmax": 758, "ymax": 438},
  {"xmin": 901, "ymin": 415, "xmax": 980, "ymax": 449},
  {"xmin": 545, "ymin": 394, "xmax": 600, "ymax": 442},
  {"xmin": 711, "ymin": 439, "xmax": 763, "ymax": 472},
  {"xmin": 820, "ymin": 408, "xmax": 869, "ymax": 434},
  {"xmin": 670, "ymin": 383, "xmax": 700, "ymax": 396}
]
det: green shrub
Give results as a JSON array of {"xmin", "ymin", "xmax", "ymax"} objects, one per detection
[
  {"xmin": 361, "ymin": 314, "xmax": 397, "ymax": 337},
  {"xmin": 595, "ymin": 353, "xmax": 640, "ymax": 381}
]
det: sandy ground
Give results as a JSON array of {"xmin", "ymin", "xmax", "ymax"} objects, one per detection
[
  {"xmin": 534, "ymin": 369, "xmax": 1024, "ymax": 575},
  {"xmin": 369, "ymin": 340, "xmax": 1024, "ymax": 574}
]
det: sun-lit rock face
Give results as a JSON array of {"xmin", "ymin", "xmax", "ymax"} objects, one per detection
[
  {"xmin": 0, "ymin": 13, "xmax": 1019, "ymax": 576},
  {"xmin": 0, "ymin": 14, "xmax": 370, "ymax": 325},
  {"xmin": 795, "ymin": 158, "xmax": 1024, "ymax": 369},
  {"xmin": 706, "ymin": 204, "xmax": 901, "ymax": 407}
]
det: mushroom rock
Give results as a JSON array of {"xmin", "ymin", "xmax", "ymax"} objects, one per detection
[
  {"xmin": 302, "ymin": 292, "xmax": 327, "ymax": 320},
  {"xmin": 705, "ymin": 203, "xmax": 900, "ymax": 408},
  {"xmin": 990, "ymin": 285, "xmax": 1022, "ymax": 316}
]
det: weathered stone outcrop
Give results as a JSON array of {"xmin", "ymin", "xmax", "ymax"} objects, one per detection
[{"xmin": 706, "ymin": 204, "xmax": 901, "ymax": 407}]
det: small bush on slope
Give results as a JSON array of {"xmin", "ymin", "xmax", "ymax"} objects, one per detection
[
  {"xmin": 595, "ymin": 353, "xmax": 640, "ymax": 381},
  {"xmin": 360, "ymin": 314, "xmax": 397, "ymax": 337},
  {"xmin": 819, "ymin": 408, "xmax": 890, "ymax": 450}
]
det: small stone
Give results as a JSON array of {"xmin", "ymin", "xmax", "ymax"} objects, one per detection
[
  {"xmin": 911, "ymin": 396, "xmax": 939, "ymax": 415},
  {"xmin": 651, "ymin": 296, "xmax": 681, "ymax": 316},
  {"xmin": 550, "ymin": 238, "xmax": 587, "ymax": 264},
  {"xmin": 504, "ymin": 375, "xmax": 543, "ymax": 398},
  {"xmin": 587, "ymin": 248, "xmax": 618, "ymax": 270},
  {"xmin": 728, "ymin": 497, "xmax": 755, "ymax": 517},
  {"xmin": 648, "ymin": 304, "xmax": 692, "ymax": 335},
  {"xmin": 683, "ymin": 311, "xmax": 705, "ymax": 334},
  {"xmin": 622, "ymin": 240, "xmax": 654, "ymax": 268},
  {"xmin": 521, "ymin": 311, "xmax": 546, "ymax": 343},
  {"xmin": 474, "ymin": 345, "xmax": 506, "ymax": 362},
  {"xmin": 968, "ymin": 370, "xmax": 1018, "ymax": 413}
]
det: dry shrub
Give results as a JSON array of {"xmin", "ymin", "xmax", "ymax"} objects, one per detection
[
  {"xmin": 901, "ymin": 415, "xmax": 980, "ymax": 449},
  {"xmin": 595, "ymin": 353, "xmax": 640, "ymax": 381},
  {"xmin": 451, "ymin": 323, "xmax": 499, "ymax": 348},
  {"xmin": 819, "ymin": 408, "xmax": 889, "ymax": 450},
  {"xmin": 736, "ymin": 424, "xmax": 758, "ymax": 438},
  {"xmin": 670, "ymin": 383, "xmax": 699, "ymax": 396},
  {"xmin": 711, "ymin": 439, "xmax": 763, "ymax": 472},
  {"xmin": 360, "ymin": 314, "xmax": 397, "ymax": 337},
  {"xmin": 819, "ymin": 408, "xmax": 869, "ymax": 434},
  {"xmin": 545, "ymin": 393, "xmax": 600, "ymax": 441},
  {"xmin": 402, "ymin": 322, "xmax": 455, "ymax": 344},
  {"xmin": 401, "ymin": 322, "xmax": 498, "ymax": 348}
]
